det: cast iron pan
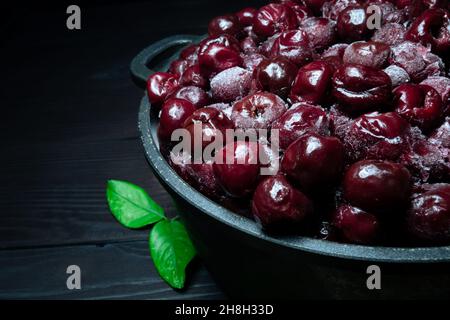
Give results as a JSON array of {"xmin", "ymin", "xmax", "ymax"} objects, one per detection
[{"xmin": 131, "ymin": 35, "xmax": 450, "ymax": 299}]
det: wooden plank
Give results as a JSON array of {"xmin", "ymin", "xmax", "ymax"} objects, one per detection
[{"xmin": 0, "ymin": 240, "xmax": 225, "ymax": 299}]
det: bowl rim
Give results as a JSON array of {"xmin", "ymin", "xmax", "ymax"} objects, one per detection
[{"xmin": 138, "ymin": 96, "xmax": 450, "ymax": 263}]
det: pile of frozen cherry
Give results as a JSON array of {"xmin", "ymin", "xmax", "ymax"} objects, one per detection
[{"xmin": 146, "ymin": 0, "xmax": 450, "ymax": 246}]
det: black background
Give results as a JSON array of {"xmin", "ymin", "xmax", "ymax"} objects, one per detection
[{"xmin": 0, "ymin": 0, "xmax": 266, "ymax": 299}]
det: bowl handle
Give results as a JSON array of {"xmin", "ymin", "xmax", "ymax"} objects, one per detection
[{"xmin": 130, "ymin": 35, "xmax": 202, "ymax": 87}]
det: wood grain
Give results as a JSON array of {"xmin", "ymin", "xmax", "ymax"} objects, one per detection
[
  {"xmin": 0, "ymin": 0, "xmax": 267, "ymax": 299},
  {"xmin": 0, "ymin": 241, "xmax": 225, "ymax": 299}
]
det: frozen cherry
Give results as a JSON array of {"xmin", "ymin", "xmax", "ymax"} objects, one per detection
[
  {"xmin": 198, "ymin": 35, "xmax": 242, "ymax": 77},
  {"xmin": 290, "ymin": 61, "xmax": 334, "ymax": 105},
  {"xmin": 158, "ymin": 98, "xmax": 196, "ymax": 143},
  {"xmin": 299, "ymin": 17, "xmax": 337, "ymax": 52},
  {"xmin": 208, "ymin": 14, "xmax": 242, "ymax": 37},
  {"xmin": 231, "ymin": 92, "xmax": 288, "ymax": 129},
  {"xmin": 421, "ymin": 76, "xmax": 450, "ymax": 113},
  {"xmin": 183, "ymin": 107, "xmax": 233, "ymax": 152},
  {"xmin": 320, "ymin": 43, "xmax": 348, "ymax": 68},
  {"xmin": 393, "ymin": 83, "xmax": 444, "ymax": 132},
  {"xmin": 407, "ymin": 184, "xmax": 450, "ymax": 242},
  {"xmin": 389, "ymin": 41, "xmax": 444, "ymax": 82},
  {"xmin": 383, "ymin": 65, "xmax": 411, "ymax": 87},
  {"xmin": 372, "ymin": 23, "xmax": 407, "ymax": 46},
  {"xmin": 270, "ymin": 30, "xmax": 312, "ymax": 66},
  {"xmin": 210, "ymin": 67, "xmax": 252, "ymax": 102},
  {"xmin": 236, "ymin": 7, "xmax": 257, "ymax": 26},
  {"xmin": 272, "ymin": 103, "xmax": 330, "ymax": 150},
  {"xmin": 323, "ymin": 0, "xmax": 360, "ymax": 20},
  {"xmin": 430, "ymin": 118, "xmax": 450, "ymax": 148},
  {"xmin": 405, "ymin": 8, "xmax": 450, "ymax": 54},
  {"xmin": 332, "ymin": 204, "xmax": 379, "ymax": 244},
  {"xmin": 213, "ymin": 141, "xmax": 263, "ymax": 198},
  {"xmin": 169, "ymin": 85, "xmax": 210, "ymax": 108},
  {"xmin": 242, "ymin": 53, "xmax": 268, "ymax": 72},
  {"xmin": 252, "ymin": 175, "xmax": 313, "ymax": 229},
  {"xmin": 282, "ymin": 1, "xmax": 311, "ymax": 24},
  {"xmin": 146, "ymin": 72, "xmax": 179, "ymax": 106},
  {"xmin": 344, "ymin": 111, "xmax": 411, "ymax": 161},
  {"xmin": 337, "ymin": 5, "xmax": 372, "ymax": 42},
  {"xmin": 253, "ymin": 3, "xmax": 297, "ymax": 38},
  {"xmin": 253, "ymin": 57, "xmax": 298, "ymax": 98},
  {"xmin": 169, "ymin": 152, "xmax": 222, "ymax": 199},
  {"xmin": 343, "ymin": 160, "xmax": 412, "ymax": 214},
  {"xmin": 282, "ymin": 132, "xmax": 345, "ymax": 192},
  {"xmin": 179, "ymin": 64, "xmax": 208, "ymax": 89},
  {"xmin": 332, "ymin": 64, "xmax": 392, "ymax": 114},
  {"xmin": 241, "ymin": 36, "xmax": 258, "ymax": 53},
  {"xmin": 342, "ymin": 41, "xmax": 390, "ymax": 69}
]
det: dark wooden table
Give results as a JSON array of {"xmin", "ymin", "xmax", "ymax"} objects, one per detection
[{"xmin": 0, "ymin": 0, "xmax": 265, "ymax": 299}]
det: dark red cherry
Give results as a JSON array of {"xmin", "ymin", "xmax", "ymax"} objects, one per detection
[
  {"xmin": 242, "ymin": 53, "xmax": 268, "ymax": 72},
  {"xmin": 270, "ymin": 30, "xmax": 312, "ymax": 66},
  {"xmin": 430, "ymin": 118, "xmax": 450, "ymax": 147},
  {"xmin": 332, "ymin": 63, "xmax": 392, "ymax": 114},
  {"xmin": 396, "ymin": 0, "xmax": 425, "ymax": 19},
  {"xmin": 180, "ymin": 44, "xmax": 199, "ymax": 63},
  {"xmin": 183, "ymin": 107, "xmax": 234, "ymax": 152},
  {"xmin": 158, "ymin": 98, "xmax": 196, "ymax": 143},
  {"xmin": 169, "ymin": 152, "xmax": 222, "ymax": 199},
  {"xmin": 208, "ymin": 14, "xmax": 242, "ymax": 37},
  {"xmin": 253, "ymin": 3, "xmax": 297, "ymax": 38},
  {"xmin": 372, "ymin": 23, "xmax": 407, "ymax": 46},
  {"xmin": 320, "ymin": 43, "xmax": 348, "ymax": 68},
  {"xmin": 345, "ymin": 111, "xmax": 411, "ymax": 161},
  {"xmin": 240, "ymin": 36, "xmax": 258, "ymax": 53},
  {"xmin": 323, "ymin": 0, "xmax": 360, "ymax": 21},
  {"xmin": 272, "ymin": 103, "xmax": 330, "ymax": 150},
  {"xmin": 290, "ymin": 61, "xmax": 335, "ymax": 105},
  {"xmin": 169, "ymin": 85, "xmax": 210, "ymax": 108},
  {"xmin": 213, "ymin": 141, "xmax": 263, "ymax": 198},
  {"xmin": 343, "ymin": 160, "xmax": 411, "ymax": 214},
  {"xmin": 146, "ymin": 72, "xmax": 179, "ymax": 106},
  {"xmin": 236, "ymin": 7, "xmax": 257, "ymax": 26},
  {"xmin": 389, "ymin": 41, "xmax": 445, "ymax": 82},
  {"xmin": 252, "ymin": 175, "xmax": 313, "ymax": 229},
  {"xmin": 179, "ymin": 64, "xmax": 208, "ymax": 89},
  {"xmin": 393, "ymin": 83, "xmax": 444, "ymax": 132},
  {"xmin": 211, "ymin": 67, "xmax": 252, "ymax": 102},
  {"xmin": 168, "ymin": 59, "xmax": 189, "ymax": 76},
  {"xmin": 337, "ymin": 6, "xmax": 372, "ymax": 42},
  {"xmin": 421, "ymin": 76, "xmax": 450, "ymax": 114},
  {"xmin": 253, "ymin": 57, "xmax": 298, "ymax": 98},
  {"xmin": 366, "ymin": 0, "xmax": 407, "ymax": 24},
  {"xmin": 281, "ymin": 132, "xmax": 345, "ymax": 192},
  {"xmin": 407, "ymin": 184, "xmax": 450, "ymax": 242},
  {"xmin": 198, "ymin": 35, "xmax": 242, "ymax": 77},
  {"xmin": 342, "ymin": 41, "xmax": 391, "ymax": 69},
  {"xmin": 383, "ymin": 65, "xmax": 411, "ymax": 87},
  {"xmin": 332, "ymin": 204, "xmax": 379, "ymax": 244},
  {"xmin": 405, "ymin": 8, "xmax": 450, "ymax": 54},
  {"xmin": 282, "ymin": 1, "xmax": 312, "ymax": 24},
  {"xmin": 299, "ymin": 17, "xmax": 337, "ymax": 52},
  {"xmin": 231, "ymin": 92, "xmax": 288, "ymax": 129}
]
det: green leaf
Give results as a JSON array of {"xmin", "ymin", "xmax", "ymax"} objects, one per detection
[
  {"xmin": 106, "ymin": 180, "xmax": 165, "ymax": 228},
  {"xmin": 149, "ymin": 219, "xmax": 196, "ymax": 289}
]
